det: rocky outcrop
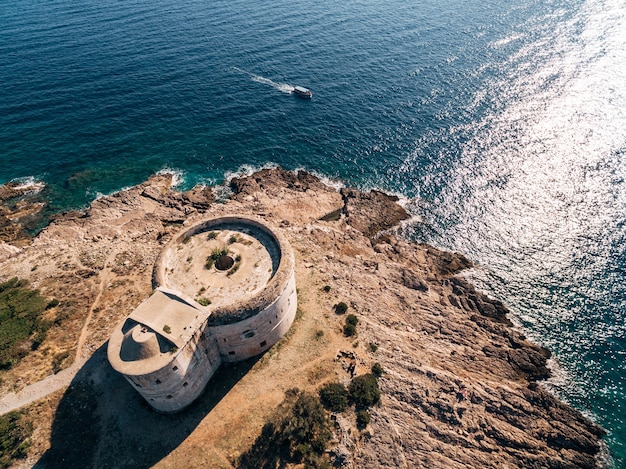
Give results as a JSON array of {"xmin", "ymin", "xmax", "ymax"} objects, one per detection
[
  {"xmin": 226, "ymin": 169, "xmax": 604, "ymax": 468},
  {"xmin": 230, "ymin": 167, "xmax": 329, "ymax": 198},
  {"xmin": 0, "ymin": 181, "xmax": 47, "ymax": 246},
  {"xmin": 340, "ymin": 188, "xmax": 410, "ymax": 239},
  {"xmin": 0, "ymin": 168, "xmax": 607, "ymax": 468}
]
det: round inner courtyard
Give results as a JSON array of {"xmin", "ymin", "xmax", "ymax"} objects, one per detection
[{"xmin": 158, "ymin": 220, "xmax": 281, "ymax": 309}]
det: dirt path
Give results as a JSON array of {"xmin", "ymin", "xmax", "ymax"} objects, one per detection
[
  {"xmin": 0, "ymin": 357, "xmax": 86, "ymax": 415},
  {"xmin": 75, "ymin": 253, "xmax": 116, "ymax": 361},
  {"xmin": 0, "ymin": 257, "xmax": 116, "ymax": 416}
]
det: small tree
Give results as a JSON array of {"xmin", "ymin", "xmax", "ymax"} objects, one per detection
[
  {"xmin": 349, "ymin": 374, "xmax": 380, "ymax": 409},
  {"xmin": 356, "ymin": 410, "xmax": 370, "ymax": 429},
  {"xmin": 283, "ymin": 392, "xmax": 332, "ymax": 455},
  {"xmin": 334, "ymin": 302, "xmax": 348, "ymax": 315},
  {"xmin": 319, "ymin": 383, "xmax": 349, "ymax": 412},
  {"xmin": 343, "ymin": 323, "xmax": 356, "ymax": 337},
  {"xmin": 346, "ymin": 314, "xmax": 358, "ymax": 326},
  {"xmin": 371, "ymin": 362, "xmax": 384, "ymax": 377},
  {"xmin": 238, "ymin": 390, "xmax": 332, "ymax": 469}
]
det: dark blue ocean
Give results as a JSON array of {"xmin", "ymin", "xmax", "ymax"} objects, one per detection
[{"xmin": 1, "ymin": 0, "xmax": 625, "ymax": 464}]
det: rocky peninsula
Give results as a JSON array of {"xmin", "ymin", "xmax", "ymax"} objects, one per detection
[{"xmin": 0, "ymin": 168, "xmax": 606, "ymax": 468}]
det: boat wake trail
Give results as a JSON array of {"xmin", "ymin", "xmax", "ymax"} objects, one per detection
[
  {"xmin": 251, "ymin": 75, "xmax": 294, "ymax": 94},
  {"xmin": 233, "ymin": 67, "xmax": 294, "ymax": 94}
]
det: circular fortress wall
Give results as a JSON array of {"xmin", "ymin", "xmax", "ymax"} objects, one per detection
[
  {"xmin": 108, "ymin": 216, "xmax": 296, "ymax": 413},
  {"xmin": 156, "ymin": 216, "xmax": 297, "ymax": 362}
]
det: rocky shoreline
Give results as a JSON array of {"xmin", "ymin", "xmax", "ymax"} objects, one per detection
[{"xmin": 0, "ymin": 168, "xmax": 607, "ymax": 468}]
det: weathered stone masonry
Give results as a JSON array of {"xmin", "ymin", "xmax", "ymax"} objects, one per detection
[{"xmin": 107, "ymin": 216, "xmax": 297, "ymax": 413}]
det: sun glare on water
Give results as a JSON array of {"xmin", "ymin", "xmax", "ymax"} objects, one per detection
[{"xmin": 410, "ymin": 0, "xmax": 626, "ymax": 462}]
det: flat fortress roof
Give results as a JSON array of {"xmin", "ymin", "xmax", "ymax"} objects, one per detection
[
  {"xmin": 128, "ymin": 289, "xmax": 201, "ymax": 348},
  {"xmin": 108, "ymin": 288, "xmax": 206, "ymax": 376}
]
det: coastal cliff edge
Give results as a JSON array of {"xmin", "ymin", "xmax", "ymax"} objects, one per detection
[{"xmin": 0, "ymin": 168, "xmax": 606, "ymax": 468}]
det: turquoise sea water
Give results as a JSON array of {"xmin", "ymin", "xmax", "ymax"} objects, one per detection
[{"xmin": 1, "ymin": 0, "xmax": 625, "ymax": 464}]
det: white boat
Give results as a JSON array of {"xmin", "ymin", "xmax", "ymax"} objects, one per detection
[{"xmin": 293, "ymin": 86, "xmax": 312, "ymax": 99}]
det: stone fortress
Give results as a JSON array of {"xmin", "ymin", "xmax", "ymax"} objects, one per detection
[{"xmin": 107, "ymin": 216, "xmax": 297, "ymax": 413}]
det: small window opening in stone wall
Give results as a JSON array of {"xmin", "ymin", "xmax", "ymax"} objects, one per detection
[
  {"xmin": 173, "ymin": 366, "xmax": 178, "ymax": 371},
  {"xmin": 155, "ymin": 379, "xmax": 162, "ymax": 384},
  {"xmin": 167, "ymin": 394, "xmax": 173, "ymax": 399},
  {"xmin": 228, "ymin": 351, "xmax": 236, "ymax": 356},
  {"xmin": 260, "ymin": 341, "xmax": 267, "ymax": 347},
  {"xmin": 243, "ymin": 330, "xmax": 255, "ymax": 339},
  {"xmin": 183, "ymin": 382, "xmax": 188, "ymax": 387}
]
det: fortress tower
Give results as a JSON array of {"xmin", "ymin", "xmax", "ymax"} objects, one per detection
[{"xmin": 107, "ymin": 216, "xmax": 297, "ymax": 413}]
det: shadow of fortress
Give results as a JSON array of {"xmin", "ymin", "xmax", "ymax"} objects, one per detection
[{"xmin": 35, "ymin": 343, "xmax": 259, "ymax": 468}]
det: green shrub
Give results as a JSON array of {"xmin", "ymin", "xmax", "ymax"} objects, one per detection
[
  {"xmin": 349, "ymin": 374, "xmax": 380, "ymax": 409},
  {"xmin": 205, "ymin": 246, "xmax": 230, "ymax": 270},
  {"xmin": 346, "ymin": 314, "xmax": 358, "ymax": 326},
  {"xmin": 238, "ymin": 390, "xmax": 331, "ymax": 468},
  {"xmin": 228, "ymin": 235, "xmax": 238, "ymax": 244},
  {"xmin": 207, "ymin": 231, "xmax": 217, "ymax": 240},
  {"xmin": 322, "ymin": 285, "xmax": 331, "ymax": 293},
  {"xmin": 0, "ymin": 411, "xmax": 32, "ymax": 468},
  {"xmin": 0, "ymin": 278, "xmax": 49, "ymax": 370},
  {"xmin": 334, "ymin": 302, "xmax": 348, "ymax": 315},
  {"xmin": 369, "ymin": 342, "xmax": 378, "ymax": 353},
  {"xmin": 319, "ymin": 382, "xmax": 349, "ymax": 412},
  {"xmin": 292, "ymin": 443, "xmax": 311, "ymax": 463},
  {"xmin": 315, "ymin": 330, "xmax": 324, "ymax": 339},
  {"xmin": 356, "ymin": 410, "xmax": 371, "ymax": 429},
  {"xmin": 197, "ymin": 297, "xmax": 211, "ymax": 306},
  {"xmin": 163, "ymin": 324, "xmax": 171, "ymax": 334},
  {"xmin": 210, "ymin": 246, "xmax": 229, "ymax": 260},
  {"xmin": 284, "ymin": 392, "xmax": 331, "ymax": 454},
  {"xmin": 371, "ymin": 362, "xmax": 384, "ymax": 377},
  {"xmin": 343, "ymin": 323, "xmax": 356, "ymax": 337}
]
